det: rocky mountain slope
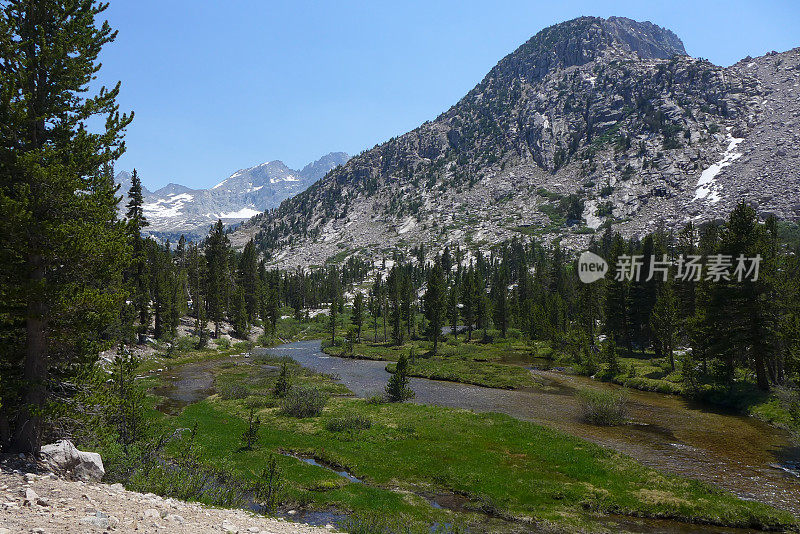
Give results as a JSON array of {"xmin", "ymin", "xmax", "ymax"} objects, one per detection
[
  {"xmin": 116, "ymin": 152, "xmax": 349, "ymax": 242},
  {"xmin": 230, "ymin": 16, "xmax": 800, "ymax": 267}
]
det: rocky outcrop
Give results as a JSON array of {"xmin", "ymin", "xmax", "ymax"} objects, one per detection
[
  {"xmin": 231, "ymin": 17, "xmax": 800, "ymax": 267},
  {"xmin": 40, "ymin": 440, "xmax": 105, "ymax": 482}
]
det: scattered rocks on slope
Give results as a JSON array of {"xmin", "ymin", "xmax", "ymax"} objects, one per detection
[{"xmin": 0, "ymin": 461, "xmax": 332, "ymax": 534}]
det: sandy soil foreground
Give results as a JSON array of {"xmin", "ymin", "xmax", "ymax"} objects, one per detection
[{"xmin": 0, "ymin": 465, "xmax": 334, "ymax": 534}]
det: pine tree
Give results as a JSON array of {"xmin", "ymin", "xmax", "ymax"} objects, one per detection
[
  {"xmin": 231, "ymin": 286, "xmax": 249, "ymax": 339},
  {"xmin": 605, "ymin": 234, "xmax": 633, "ymax": 355},
  {"xmin": 401, "ymin": 269, "xmax": 414, "ymax": 339},
  {"xmin": 126, "ymin": 169, "xmax": 150, "ymax": 339},
  {"xmin": 461, "ymin": 267, "xmax": 477, "ymax": 341},
  {"xmin": 651, "ymin": 280, "xmax": 679, "ymax": 371},
  {"xmin": 370, "ymin": 274, "xmax": 382, "ymax": 343},
  {"xmin": 206, "ymin": 220, "xmax": 229, "ymax": 338},
  {"xmin": 274, "ymin": 362, "xmax": 291, "ymax": 397},
  {"xmin": 111, "ymin": 346, "xmax": 145, "ymax": 449},
  {"xmin": 448, "ymin": 282, "xmax": 459, "ymax": 340},
  {"xmin": 0, "ymin": 0, "xmax": 133, "ymax": 453},
  {"xmin": 329, "ymin": 298, "xmax": 338, "ymax": 345},
  {"xmin": 491, "ymin": 267, "xmax": 509, "ymax": 338},
  {"xmin": 476, "ymin": 274, "xmax": 490, "ymax": 339},
  {"xmin": 196, "ymin": 294, "xmax": 209, "ymax": 348},
  {"xmin": 602, "ymin": 336, "xmax": 620, "ymax": 376},
  {"xmin": 423, "ymin": 262, "xmax": 446, "ymax": 356},
  {"xmin": 238, "ymin": 240, "xmax": 260, "ymax": 324},
  {"xmin": 241, "ymin": 408, "xmax": 261, "ymax": 450},
  {"xmin": 387, "ymin": 265, "xmax": 404, "ymax": 345},
  {"xmin": 352, "ymin": 292, "xmax": 364, "ymax": 343},
  {"xmin": 386, "ymin": 353, "xmax": 414, "ymax": 402}
]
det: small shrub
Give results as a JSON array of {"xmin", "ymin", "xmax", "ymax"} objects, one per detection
[
  {"xmin": 628, "ymin": 363, "xmax": 637, "ymax": 378},
  {"xmin": 175, "ymin": 335, "xmax": 199, "ymax": 352},
  {"xmin": 366, "ymin": 394, "xmax": 387, "ymax": 405},
  {"xmin": 241, "ymin": 408, "xmax": 261, "ymax": 450},
  {"xmin": 215, "ymin": 337, "xmax": 231, "ymax": 350},
  {"xmin": 326, "ymin": 414, "xmax": 372, "ymax": 432},
  {"xmin": 253, "ymin": 454, "xmax": 285, "ymax": 513},
  {"xmin": 218, "ymin": 383, "xmax": 249, "ymax": 400},
  {"xmin": 386, "ymin": 353, "xmax": 415, "ymax": 402},
  {"xmin": 577, "ymin": 388, "xmax": 628, "ymax": 426},
  {"xmin": 273, "ymin": 362, "xmax": 290, "ymax": 398},
  {"xmin": 280, "ymin": 387, "xmax": 328, "ymax": 418}
]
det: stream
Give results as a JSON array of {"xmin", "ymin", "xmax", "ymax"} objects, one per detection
[
  {"xmin": 255, "ymin": 341, "xmax": 800, "ymax": 517},
  {"xmin": 152, "ymin": 340, "xmax": 800, "ymax": 531}
]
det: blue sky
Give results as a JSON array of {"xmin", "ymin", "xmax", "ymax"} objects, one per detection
[{"xmin": 97, "ymin": 0, "xmax": 800, "ymax": 191}]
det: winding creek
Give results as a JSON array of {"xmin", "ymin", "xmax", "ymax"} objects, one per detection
[
  {"xmin": 258, "ymin": 340, "xmax": 800, "ymax": 517},
  {"xmin": 153, "ymin": 340, "xmax": 800, "ymax": 529}
]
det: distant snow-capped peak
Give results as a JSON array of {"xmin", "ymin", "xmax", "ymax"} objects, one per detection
[{"xmin": 115, "ymin": 152, "xmax": 349, "ymax": 242}]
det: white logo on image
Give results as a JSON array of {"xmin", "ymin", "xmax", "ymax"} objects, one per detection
[{"xmin": 578, "ymin": 251, "xmax": 608, "ymax": 283}]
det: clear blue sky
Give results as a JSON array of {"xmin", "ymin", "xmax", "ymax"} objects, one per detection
[{"xmin": 97, "ymin": 0, "xmax": 800, "ymax": 191}]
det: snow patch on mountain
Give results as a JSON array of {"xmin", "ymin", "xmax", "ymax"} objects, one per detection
[
  {"xmin": 218, "ymin": 207, "xmax": 262, "ymax": 219},
  {"xmin": 116, "ymin": 152, "xmax": 349, "ymax": 242},
  {"xmin": 694, "ymin": 130, "xmax": 744, "ymax": 204}
]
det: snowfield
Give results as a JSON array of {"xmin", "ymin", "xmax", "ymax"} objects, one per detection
[{"xmin": 693, "ymin": 131, "xmax": 744, "ymax": 203}]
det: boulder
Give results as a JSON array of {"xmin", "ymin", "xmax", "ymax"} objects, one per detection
[{"xmin": 39, "ymin": 440, "xmax": 105, "ymax": 482}]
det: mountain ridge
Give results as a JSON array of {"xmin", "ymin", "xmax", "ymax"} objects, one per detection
[
  {"xmin": 116, "ymin": 151, "xmax": 349, "ymax": 242},
  {"xmin": 231, "ymin": 16, "xmax": 800, "ymax": 267}
]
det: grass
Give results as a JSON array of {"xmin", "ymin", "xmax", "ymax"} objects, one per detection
[
  {"xmin": 279, "ymin": 387, "xmax": 329, "ymax": 418},
  {"xmin": 581, "ymin": 349, "xmax": 800, "ymax": 436},
  {"xmin": 123, "ymin": 329, "xmax": 800, "ymax": 532},
  {"xmin": 385, "ymin": 358, "xmax": 536, "ymax": 390},
  {"xmin": 577, "ymin": 387, "xmax": 629, "ymax": 426},
  {"xmin": 171, "ymin": 391, "xmax": 796, "ymax": 532},
  {"xmin": 324, "ymin": 333, "xmax": 557, "ymax": 390}
]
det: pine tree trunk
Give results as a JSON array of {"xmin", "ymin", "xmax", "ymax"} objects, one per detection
[
  {"xmin": 13, "ymin": 256, "xmax": 48, "ymax": 453},
  {"xmin": 754, "ymin": 349, "xmax": 769, "ymax": 391}
]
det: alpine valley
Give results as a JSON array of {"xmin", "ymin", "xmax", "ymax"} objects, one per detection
[
  {"xmin": 115, "ymin": 152, "xmax": 349, "ymax": 242},
  {"xmin": 230, "ymin": 16, "xmax": 800, "ymax": 267}
]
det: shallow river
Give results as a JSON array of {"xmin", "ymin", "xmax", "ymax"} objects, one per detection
[{"xmin": 255, "ymin": 340, "xmax": 800, "ymax": 517}]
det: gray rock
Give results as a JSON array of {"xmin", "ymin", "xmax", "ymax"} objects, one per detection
[
  {"xmin": 79, "ymin": 513, "xmax": 109, "ymax": 529},
  {"xmin": 143, "ymin": 508, "xmax": 162, "ymax": 519},
  {"xmin": 40, "ymin": 440, "xmax": 105, "ymax": 482}
]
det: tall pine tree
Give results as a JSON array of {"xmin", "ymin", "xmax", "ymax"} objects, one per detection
[{"xmin": 0, "ymin": 0, "xmax": 133, "ymax": 452}]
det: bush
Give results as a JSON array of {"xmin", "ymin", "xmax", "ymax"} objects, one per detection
[
  {"xmin": 386, "ymin": 353, "xmax": 415, "ymax": 402},
  {"xmin": 326, "ymin": 414, "xmax": 372, "ymax": 432},
  {"xmin": 218, "ymin": 383, "xmax": 249, "ymax": 400},
  {"xmin": 215, "ymin": 337, "xmax": 231, "ymax": 350},
  {"xmin": 253, "ymin": 454, "xmax": 285, "ymax": 513},
  {"xmin": 241, "ymin": 408, "xmax": 261, "ymax": 450},
  {"xmin": 366, "ymin": 394, "xmax": 387, "ymax": 405},
  {"xmin": 279, "ymin": 387, "xmax": 328, "ymax": 418},
  {"xmin": 273, "ymin": 362, "xmax": 290, "ymax": 398},
  {"xmin": 175, "ymin": 335, "xmax": 199, "ymax": 352},
  {"xmin": 577, "ymin": 388, "xmax": 628, "ymax": 426},
  {"xmin": 256, "ymin": 332, "xmax": 272, "ymax": 346}
]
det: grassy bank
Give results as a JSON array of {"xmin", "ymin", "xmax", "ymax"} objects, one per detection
[
  {"xmin": 129, "ymin": 349, "xmax": 799, "ymax": 532},
  {"xmin": 324, "ymin": 334, "xmax": 555, "ymax": 390},
  {"xmin": 324, "ymin": 324, "xmax": 800, "ymax": 438},
  {"xmin": 583, "ymin": 349, "xmax": 800, "ymax": 437}
]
